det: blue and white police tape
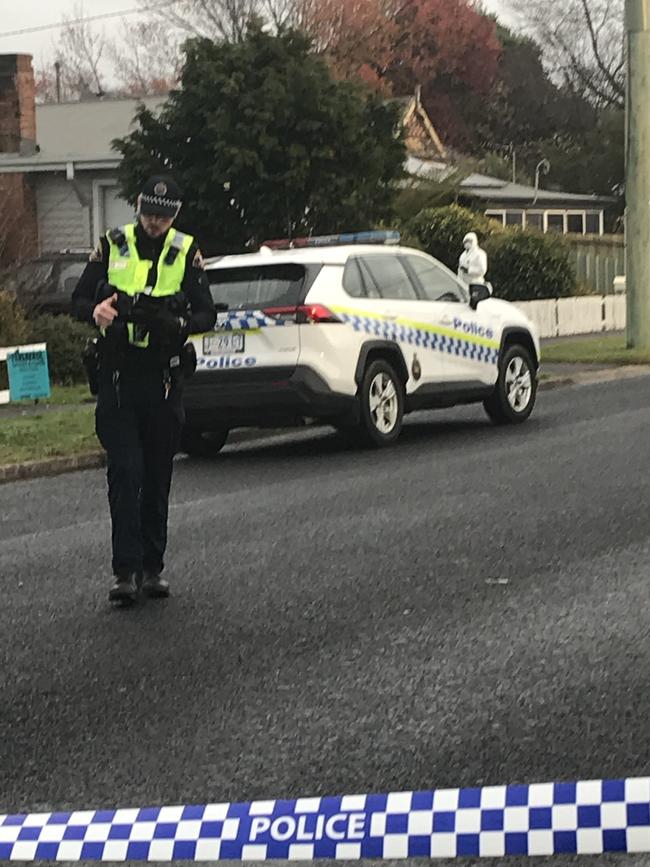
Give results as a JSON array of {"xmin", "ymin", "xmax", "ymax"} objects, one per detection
[{"xmin": 2, "ymin": 777, "xmax": 650, "ymax": 861}]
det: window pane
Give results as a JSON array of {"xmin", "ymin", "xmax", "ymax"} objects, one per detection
[
  {"xmin": 486, "ymin": 211, "xmax": 505, "ymax": 227},
  {"xmin": 547, "ymin": 213, "xmax": 565, "ymax": 233},
  {"xmin": 505, "ymin": 211, "xmax": 524, "ymax": 227},
  {"xmin": 360, "ymin": 254, "xmax": 418, "ymax": 300},
  {"xmin": 567, "ymin": 213, "xmax": 584, "ymax": 234},
  {"xmin": 58, "ymin": 263, "xmax": 86, "ymax": 297},
  {"xmin": 404, "ymin": 254, "xmax": 463, "ymax": 302},
  {"xmin": 526, "ymin": 213, "xmax": 543, "ymax": 230},
  {"xmin": 357, "ymin": 260, "xmax": 382, "ymax": 298},
  {"xmin": 342, "ymin": 258, "xmax": 366, "ymax": 298},
  {"xmin": 208, "ymin": 264, "xmax": 305, "ymax": 309},
  {"xmin": 585, "ymin": 213, "xmax": 601, "ymax": 234}
]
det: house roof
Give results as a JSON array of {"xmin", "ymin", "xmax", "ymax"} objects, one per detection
[
  {"xmin": 0, "ymin": 88, "xmax": 447, "ymax": 173},
  {"xmin": 460, "ymin": 173, "xmax": 613, "ymax": 206},
  {"xmin": 402, "ymin": 158, "xmax": 613, "ymax": 207},
  {"xmin": 0, "ymin": 96, "xmax": 164, "ymax": 172}
]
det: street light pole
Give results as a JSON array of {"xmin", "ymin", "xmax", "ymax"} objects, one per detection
[
  {"xmin": 533, "ymin": 159, "xmax": 550, "ymax": 206},
  {"xmin": 626, "ymin": 0, "xmax": 650, "ymax": 348}
]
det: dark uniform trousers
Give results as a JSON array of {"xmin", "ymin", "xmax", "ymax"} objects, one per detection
[{"xmin": 95, "ymin": 369, "xmax": 184, "ymax": 579}]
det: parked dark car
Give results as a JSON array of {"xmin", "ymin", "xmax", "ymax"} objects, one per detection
[{"xmin": 0, "ymin": 249, "xmax": 91, "ymax": 316}]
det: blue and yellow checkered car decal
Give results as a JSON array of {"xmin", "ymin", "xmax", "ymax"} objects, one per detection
[{"xmin": 331, "ymin": 306, "xmax": 500, "ymax": 366}]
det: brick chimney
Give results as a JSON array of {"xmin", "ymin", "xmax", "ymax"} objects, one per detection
[
  {"xmin": 0, "ymin": 54, "xmax": 38, "ymax": 264},
  {"xmin": 0, "ymin": 54, "xmax": 36, "ymax": 155}
]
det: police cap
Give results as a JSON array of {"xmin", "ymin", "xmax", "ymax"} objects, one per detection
[{"xmin": 138, "ymin": 175, "xmax": 183, "ymax": 218}]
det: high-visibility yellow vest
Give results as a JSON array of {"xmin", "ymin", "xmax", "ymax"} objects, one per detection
[{"xmin": 105, "ymin": 223, "xmax": 193, "ymax": 348}]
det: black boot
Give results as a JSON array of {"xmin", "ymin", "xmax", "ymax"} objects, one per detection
[
  {"xmin": 108, "ymin": 572, "xmax": 139, "ymax": 605},
  {"xmin": 141, "ymin": 571, "xmax": 170, "ymax": 599}
]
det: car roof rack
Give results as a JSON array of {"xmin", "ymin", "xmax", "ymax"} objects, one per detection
[{"xmin": 260, "ymin": 230, "xmax": 400, "ymax": 251}]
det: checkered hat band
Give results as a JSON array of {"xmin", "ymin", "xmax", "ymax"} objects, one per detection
[
  {"xmin": 1, "ymin": 777, "xmax": 650, "ymax": 861},
  {"xmin": 140, "ymin": 194, "xmax": 182, "ymax": 209}
]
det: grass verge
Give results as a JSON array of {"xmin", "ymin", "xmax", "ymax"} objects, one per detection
[
  {"xmin": 543, "ymin": 334, "xmax": 650, "ymax": 365},
  {"xmin": 0, "ymin": 407, "xmax": 97, "ymax": 465},
  {"xmin": 9, "ymin": 383, "xmax": 93, "ymax": 407}
]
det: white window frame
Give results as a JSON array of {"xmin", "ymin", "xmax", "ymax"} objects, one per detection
[
  {"xmin": 504, "ymin": 209, "xmax": 525, "ymax": 228},
  {"xmin": 485, "ymin": 210, "xmax": 506, "ymax": 227},
  {"xmin": 486, "ymin": 207, "xmax": 604, "ymax": 235},
  {"xmin": 524, "ymin": 211, "xmax": 544, "ymax": 231},
  {"xmin": 92, "ymin": 179, "xmax": 130, "ymax": 242},
  {"xmin": 543, "ymin": 210, "xmax": 567, "ymax": 234}
]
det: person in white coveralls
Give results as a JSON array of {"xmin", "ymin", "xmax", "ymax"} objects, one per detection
[{"xmin": 457, "ymin": 232, "xmax": 488, "ymax": 286}]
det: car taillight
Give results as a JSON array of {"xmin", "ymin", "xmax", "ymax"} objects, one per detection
[{"xmin": 262, "ymin": 305, "xmax": 341, "ymax": 324}]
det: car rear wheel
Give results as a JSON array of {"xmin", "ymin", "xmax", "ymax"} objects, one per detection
[
  {"xmin": 340, "ymin": 359, "xmax": 404, "ymax": 447},
  {"xmin": 180, "ymin": 427, "xmax": 229, "ymax": 458},
  {"xmin": 484, "ymin": 344, "xmax": 537, "ymax": 425}
]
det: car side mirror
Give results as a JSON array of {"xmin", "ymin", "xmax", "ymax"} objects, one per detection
[{"xmin": 469, "ymin": 283, "xmax": 491, "ymax": 310}]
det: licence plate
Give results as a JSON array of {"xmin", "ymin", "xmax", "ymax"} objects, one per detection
[{"xmin": 203, "ymin": 333, "xmax": 245, "ymax": 355}]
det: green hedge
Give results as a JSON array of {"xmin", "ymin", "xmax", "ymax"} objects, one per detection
[
  {"xmin": 404, "ymin": 205, "xmax": 577, "ymax": 301},
  {"xmin": 28, "ymin": 315, "xmax": 94, "ymax": 385},
  {"xmin": 0, "ymin": 292, "xmax": 31, "ymax": 390},
  {"xmin": 404, "ymin": 205, "xmax": 499, "ymax": 272},
  {"xmin": 0, "ymin": 291, "xmax": 31, "ymax": 347},
  {"xmin": 0, "ymin": 293, "xmax": 93, "ymax": 386},
  {"xmin": 485, "ymin": 231, "xmax": 577, "ymax": 302}
]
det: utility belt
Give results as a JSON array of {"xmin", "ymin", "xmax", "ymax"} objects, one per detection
[{"xmin": 82, "ymin": 337, "xmax": 197, "ymax": 398}]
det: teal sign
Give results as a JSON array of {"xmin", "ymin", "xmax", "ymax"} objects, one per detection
[{"xmin": 7, "ymin": 348, "xmax": 51, "ymax": 401}]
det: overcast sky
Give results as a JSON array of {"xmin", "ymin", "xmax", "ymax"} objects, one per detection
[{"xmin": 0, "ymin": 0, "xmax": 513, "ymax": 69}]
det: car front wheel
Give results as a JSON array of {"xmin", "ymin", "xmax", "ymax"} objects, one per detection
[{"xmin": 484, "ymin": 344, "xmax": 537, "ymax": 425}]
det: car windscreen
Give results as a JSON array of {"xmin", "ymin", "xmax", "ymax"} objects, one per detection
[
  {"xmin": 208, "ymin": 264, "xmax": 306, "ymax": 310},
  {"xmin": 57, "ymin": 262, "xmax": 87, "ymax": 296}
]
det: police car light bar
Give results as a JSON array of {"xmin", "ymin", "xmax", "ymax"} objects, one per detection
[{"xmin": 261, "ymin": 230, "xmax": 400, "ymax": 250}]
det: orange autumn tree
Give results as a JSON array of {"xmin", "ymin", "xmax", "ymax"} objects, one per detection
[
  {"xmin": 298, "ymin": 0, "xmax": 501, "ymax": 144},
  {"xmin": 296, "ymin": 0, "xmax": 398, "ymax": 91}
]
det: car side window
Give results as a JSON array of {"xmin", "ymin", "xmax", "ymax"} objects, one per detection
[
  {"xmin": 359, "ymin": 254, "xmax": 418, "ymax": 301},
  {"xmin": 404, "ymin": 254, "xmax": 465, "ymax": 303},
  {"xmin": 342, "ymin": 257, "xmax": 382, "ymax": 299},
  {"xmin": 342, "ymin": 258, "xmax": 366, "ymax": 298}
]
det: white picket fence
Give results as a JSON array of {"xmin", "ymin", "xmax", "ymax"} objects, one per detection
[
  {"xmin": 515, "ymin": 295, "xmax": 626, "ymax": 339},
  {"xmin": 0, "ymin": 343, "xmax": 47, "ymax": 405}
]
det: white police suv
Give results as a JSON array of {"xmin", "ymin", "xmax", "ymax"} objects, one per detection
[{"xmin": 182, "ymin": 231, "xmax": 540, "ymax": 455}]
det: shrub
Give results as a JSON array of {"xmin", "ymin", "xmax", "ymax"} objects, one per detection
[
  {"xmin": 404, "ymin": 204, "xmax": 500, "ymax": 272},
  {"xmin": 0, "ymin": 292, "xmax": 32, "ymax": 390},
  {"xmin": 27, "ymin": 314, "xmax": 94, "ymax": 385},
  {"xmin": 404, "ymin": 204, "xmax": 577, "ymax": 301},
  {"xmin": 485, "ymin": 230, "xmax": 577, "ymax": 301},
  {"xmin": 0, "ymin": 290, "xmax": 31, "ymax": 347}
]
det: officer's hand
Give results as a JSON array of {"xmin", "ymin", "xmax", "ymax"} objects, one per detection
[{"xmin": 93, "ymin": 294, "xmax": 118, "ymax": 328}]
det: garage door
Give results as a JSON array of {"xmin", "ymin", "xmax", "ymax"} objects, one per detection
[{"xmin": 98, "ymin": 184, "xmax": 135, "ymax": 235}]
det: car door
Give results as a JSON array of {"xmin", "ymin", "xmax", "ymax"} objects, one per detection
[
  {"xmin": 339, "ymin": 252, "xmax": 450, "ymax": 388},
  {"xmin": 401, "ymin": 252, "xmax": 502, "ymax": 386}
]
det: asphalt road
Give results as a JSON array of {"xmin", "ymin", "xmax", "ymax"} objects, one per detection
[{"xmin": 1, "ymin": 376, "xmax": 650, "ymax": 866}]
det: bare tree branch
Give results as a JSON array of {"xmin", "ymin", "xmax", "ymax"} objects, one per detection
[
  {"xmin": 579, "ymin": 0, "xmax": 625, "ymax": 101},
  {"xmin": 507, "ymin": 0, "xmax": 624, "ymax": 109},
  {"xmin": 59, "ymin": 1, "xmax": 107, "ymax": 96},
  {"xmin": 106, "ymin": 17, "xmax": 183, "ymax": 95}
]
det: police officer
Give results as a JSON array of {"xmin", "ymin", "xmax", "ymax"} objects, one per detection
[{"xmin": 72, "ymin": 176, "xmax": 216, "ymax": 605}]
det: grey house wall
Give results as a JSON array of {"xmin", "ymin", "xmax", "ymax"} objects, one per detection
[
  {"xmin": 35, "ymin": 170, "xmax": 134, "ymax": 253},
  {"xmin": 36, "ymin": 173, "xmax": 92, "ymax": 252}
]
